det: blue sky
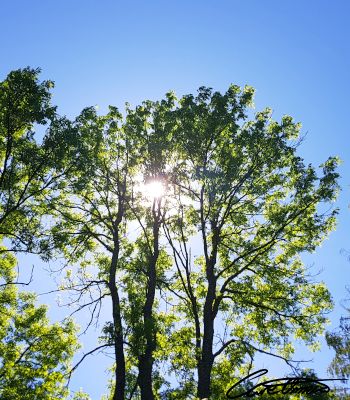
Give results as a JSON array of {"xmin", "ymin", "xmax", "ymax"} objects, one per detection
[{"xmin": 2, "ymin": 0, "xmax": 350, "ymax": 398}]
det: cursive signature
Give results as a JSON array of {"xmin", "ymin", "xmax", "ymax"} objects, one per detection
[{"xmin": 226, "ymin": 369, "xmax": 345, "ymax": 399}]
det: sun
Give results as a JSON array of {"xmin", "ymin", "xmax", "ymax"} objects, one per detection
[{"xmin": 143, "ymin": 180, "xmax": 166, "ymax": 199}]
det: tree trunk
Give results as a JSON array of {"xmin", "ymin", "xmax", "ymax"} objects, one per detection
[
  {"xmin": 198, "ymin": 360, "xmax": 213, "ymax": 400},
  {"xmin": 110, "ymin": 241, "xmax": 126, "ymax": 400},
  {"xmin": 138, "ymin": 351, "xmax": 155, "ymax": 399},
  {"xmin": 138, "ymin": 267, "xmax": 156, "ymax": 400},
  {"xmin": 197, "ymin": 281, "xmax": 215, "ymax": 399},
  {"xmin": 197, "ymin": 207, "xmax": 218, "ymax": 399},
  {"xmin": 138, "ymin": 201, "xmax": 160, "ymax": 400}
]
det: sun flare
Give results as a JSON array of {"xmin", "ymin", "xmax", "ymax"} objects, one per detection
[{"xmin": 143, "ymin": 180, "xmax": 166, "ymax": 199}]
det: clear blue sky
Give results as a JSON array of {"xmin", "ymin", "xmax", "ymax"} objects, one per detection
[{"xmin": 2, "ymin": 1, "xmax": 350, "ymax": 398}]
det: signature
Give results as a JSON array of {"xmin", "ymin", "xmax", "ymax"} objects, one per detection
[{"xmin": 226, "ymin": 369, "xmax": 346, "ymax": 398}]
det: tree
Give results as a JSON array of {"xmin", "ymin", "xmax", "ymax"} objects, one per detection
[
  {"xmin": 0, "ymin": 68, "xmax": 84, "ymax": 399},
  {"xmin": 42, "ymin": 84, "xmax": 339, "ymax": 400},
  {"xmin": 161, "ymin": 85, "xmax": 339, "ymax": 399},
  {"xmin": 0, "ymin": 243, "xmax": 79, "ymax": 399},
  {"xmin": 42, "ymin": 105, "xmax": 131, "ymax": 400},
  {"xmin": 121, "ymin": 96, "xmax": 176, "ymax": 400}
]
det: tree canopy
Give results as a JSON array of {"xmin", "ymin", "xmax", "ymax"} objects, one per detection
[{"xmin": 0, "ymin": 68, "xmax": 342, "ymax": 400}]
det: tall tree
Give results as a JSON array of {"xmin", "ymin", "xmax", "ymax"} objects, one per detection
[
  {"xmin": 162, "ymin": 85, "xmax": 339, "ymax": 399},
  {"xmin": 43, "ymin": 105, "xmax": 132, "ymax": 400},
  {"xmin": 0, "ymin": 68, "xmax": 83, "ymax": 399},
  {"xmin": 122, "ymin": 96, "xmax": 176, "ymax": 399},
  {"xmin": 45, "ymin": 97, "xmax": 177, "ymax": 400}
]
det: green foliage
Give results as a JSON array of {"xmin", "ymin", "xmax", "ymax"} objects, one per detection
[
  {"xmin": 162, "ymin": 85, "xmax": 339, "ymax": 397},
  {"xmin": 0, "ymin": 67, "xmax": 59, "ymax": 256},
  {"xmin": 0, "ymin": 68, "xmax": 85, "ymax": 400},
  {"xmin": 9, "ymin": 72, "xmax": 338, "ymax": 399},
  {"xmin": 0, "ymin": 244, "xmax": 80, "ymax": 399}
]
